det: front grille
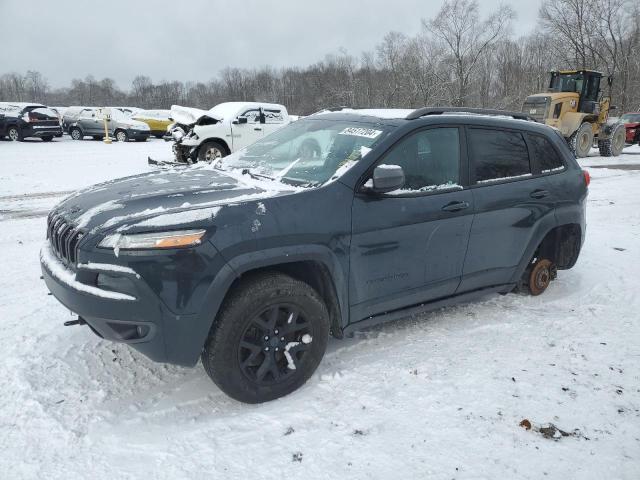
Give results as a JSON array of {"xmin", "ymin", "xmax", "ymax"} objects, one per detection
[{"xmin": 47, "ymin": 213, "xmax": 84, "ymax": 265}]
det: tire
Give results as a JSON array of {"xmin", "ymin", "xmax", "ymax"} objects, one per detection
[
  {"xmin": 598, "ymin": 123, "xmax": 626, "ymax": 157},
  {"xmin": 201, "ymin": 272, "xmax": 330, "ymax": 403},
  {"xmin": 568, "ymin": 122, "xmax": 593, "ymax": 158},
  {"xmin": 70, "ymin": 127, "xmax": 82, "ymax": 140},
  {"xmin": 7, "ymin": 126, "xmax": 22, "ymax": 141},
  {"xmin": 115, "ymin": 130, "xmax": 128, "ymax": 142},
  {"xmin": 197, "ymin": 140, "xmax": 227, "ymax": 163}
]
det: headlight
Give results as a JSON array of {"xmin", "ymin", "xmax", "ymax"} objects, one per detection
[
  {"xmin": 99, "ymin": 229, "xmax": 206, "ymax": 250},
  {"xmin": 172, "ymin": 129, "xmax": 184, "ymax": 141}
]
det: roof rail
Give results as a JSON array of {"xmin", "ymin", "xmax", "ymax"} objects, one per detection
[{"xmin": 406, "ymin": 107, "xmax": 535, "ymax": 122}]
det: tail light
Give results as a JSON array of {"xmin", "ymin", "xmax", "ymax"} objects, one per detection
[{"xmin": 583, "ymin": 170, "xmax": 590, "ymax": 187}]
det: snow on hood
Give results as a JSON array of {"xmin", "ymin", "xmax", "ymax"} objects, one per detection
[
  {"xmin": 52, "ymin": 166, "xmax": 296, "ymax": 233},
  {"xmin": 169, "ymin": 105, "xmax": 215, "ymax": 126}
]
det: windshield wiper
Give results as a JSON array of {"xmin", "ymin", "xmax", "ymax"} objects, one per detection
[{"xmin": 241, "ymin": 168, "xmax": 275, "ymax": 181}]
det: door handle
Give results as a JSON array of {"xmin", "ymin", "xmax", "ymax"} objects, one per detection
[
  {"xmin": 441, "ymin": 201, "xmax": 470, "ymax": 212},
  {"xmin": 254, "ymin": 127, "xmax": 262, "ymax": 131},
  {"xmin": 530, "ymin": 189, "xmax": 549, "ymax": 199}
]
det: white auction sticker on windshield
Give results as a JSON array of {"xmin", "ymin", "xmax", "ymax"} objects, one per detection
[{"xmin": 339, "ymin": 127, "xmax": 382, "ymax": 139}]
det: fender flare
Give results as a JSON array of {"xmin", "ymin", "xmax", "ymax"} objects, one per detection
[
  {"xmin": 508, "ymin": 215, "xmax": 582, "ymax": 285},
  {"xmin": 172, "ymin": 244, "xmax": 349, "ymax": 366}
]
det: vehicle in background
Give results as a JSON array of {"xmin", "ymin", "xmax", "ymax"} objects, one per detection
[
  {"xmin": 620, "ymin": 112, "xmax": 640, "ymax": 145},
  {"xmin": 522, "ymin": 69, "xmax": 626, "ymax": 157},
  {"xmin": 132, "ymin": 109, "xmax": 172, "ymax": 138},
  {"xmin": 165, "ymin": 102, "xmax": 290, "ymax": 164},
  {"xmin": 0, "ymin": 102, "xmax": 63, "ymax": 141},
  {"xmin": 62, "ymin": 106, "xmax": 93, "ymax": 133},
  {"xmin": 67, "ymin": 107, "xmax": 150, "ymax": 142}
]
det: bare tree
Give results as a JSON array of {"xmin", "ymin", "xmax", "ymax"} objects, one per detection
[{"xmin": 426, "ymin": 0, "xmax": 515, "ymax": 106}]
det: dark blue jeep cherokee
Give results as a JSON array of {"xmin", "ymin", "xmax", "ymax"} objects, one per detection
[{"xmin": 41, "ymin": 107, "xmax": 588, "ymax": 403}]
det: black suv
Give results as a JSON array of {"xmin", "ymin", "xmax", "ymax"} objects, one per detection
[
  {"xmin": 0, "ymin": 102, "xmax": 63, "ymax": 141},
  {"xmin": 40, "ymin": 107, "xmax": 588, "ymax": 403}
]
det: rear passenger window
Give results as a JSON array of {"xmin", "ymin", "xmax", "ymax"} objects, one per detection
[
  {"xmin": 529, "ymin": 134, "xmax": 565, "ymax": 173},
  {"xmin": 469, "ymin": 129, "xmax": 531, "ymax": 183}
]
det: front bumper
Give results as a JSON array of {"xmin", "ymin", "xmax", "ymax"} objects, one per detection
[
  {"xmin": 126, "ymin": 129, "xmax": 150, "ymax": 140},
  {"xmin": 40, "ymin": 242, "xmax": 180, "ymax": 365}
]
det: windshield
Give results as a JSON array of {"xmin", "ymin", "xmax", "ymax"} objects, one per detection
[
  {"xmin": 217, "ymin": 118, "xmax": 391, "ymax": 187},
  {"xmin": 621, "ymin": 114, "xmax": 640, "ymax": 123},
  {"xmin": 551, "ymin": 73, "xmax": 584, "ymax": 93}
]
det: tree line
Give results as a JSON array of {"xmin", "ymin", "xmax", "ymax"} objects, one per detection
[{"xmin": 1, "ymin": 0, "xmax": 639, "ymax": 115}]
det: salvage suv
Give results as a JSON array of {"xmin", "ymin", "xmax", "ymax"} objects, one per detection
[{"xmin": 40, "ymin": 107, "xmax": 588, "ymax": 403}]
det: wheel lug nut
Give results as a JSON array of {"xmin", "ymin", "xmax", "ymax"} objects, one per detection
[
  {"xmin": 264, "ymin": 335, "xmax": 269, "ymax": 341},
  {"xmin": 264, "ymin": 347, "xmax": 269, "ymax": 351},
  {"xmin": 275, "ymin": 347, "xmax": 279, "ymax": 351},
  {"xmin": 274, "ymin": 329, "xmax": 279, "ymax": 334},
  {"xmin": 280, "ymin": 337, "xmax": 285, "ymax": 341}
]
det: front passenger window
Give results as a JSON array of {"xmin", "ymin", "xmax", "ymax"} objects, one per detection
[
  {"xmin": 241, "ymin": 109, "xmax": 262, "ymax": 124},
  {"xmin": 379, "ymin": 128, "xmax": 460, "ymax": 192}
]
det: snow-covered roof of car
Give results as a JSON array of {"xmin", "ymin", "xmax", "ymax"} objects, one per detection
[
  {"xmin": 313, "ymin": 108, "xmax": 414, "ymax": 119},
  {"xmin": 0, "ymin": 102, "xmax": 45, "ymax": 111},
  {"xmin": 207, "ymin": 102, "xmax": 286, "ymax": 120}
]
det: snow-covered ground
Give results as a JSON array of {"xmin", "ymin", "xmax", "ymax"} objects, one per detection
[{"xmin": 0, "ymin": 137, "xmax": 639, "ymax": 479}]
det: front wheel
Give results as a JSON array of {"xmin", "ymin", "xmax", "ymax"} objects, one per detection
[
  {"xmin": 201, "ymin": 272, "xmax": 330, "ymax": 403},
  {"xmin": 115, "ymin": 130, "xmax": 129, "ymax": 142},
  {"xmin": 569, "ymin": 122, "xmax": 593, "ymax": 158},
  {"xmin": 70, "ymin": 128, "xmax": 82, "ymax": 140},
  {"xmin": 7, "ymin": 126, "xmax": 22, "ymax": 141},
  {"xmin": 197, "ymin": 140, "xmax": 227, "ymax": 163}
]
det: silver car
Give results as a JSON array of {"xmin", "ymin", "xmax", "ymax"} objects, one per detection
[{"xmin": 66, "ymin": 107, "xmax": 150, "ymax": 142}]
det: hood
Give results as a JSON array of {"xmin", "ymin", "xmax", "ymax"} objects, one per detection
[
  {"xmin": 169, "ymin": 105, "xmax": 217, "ymax": 126},
  {"xmin": 52, "ymin": 168, "xmax": 292, "ymax": 234}
]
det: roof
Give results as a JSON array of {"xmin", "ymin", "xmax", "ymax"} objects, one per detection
[
  {"xmin": 554, "ymin": 69, "xmax": 603, "ymax": 75},
  {"xmin": 0, "ymin": 101, "xmax": 45, "ymax": 110},
  {"xmin": 313, "ymin": 108, "xmax": 413, "ymax": 119}
]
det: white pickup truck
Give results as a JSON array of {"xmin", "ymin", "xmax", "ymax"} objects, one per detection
[{"xmin": 168, "ymin": 102, "xmax": 291, "ymax": 164}]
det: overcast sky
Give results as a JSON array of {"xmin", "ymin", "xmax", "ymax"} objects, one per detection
[{"xmin": 0, "ymin": 0, "xmax": 542, "ymax": 89}]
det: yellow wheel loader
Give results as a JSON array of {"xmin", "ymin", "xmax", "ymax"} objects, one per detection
[{"xmin": 522, "ymin": 70, "xmax": 626, "ymax": 158}]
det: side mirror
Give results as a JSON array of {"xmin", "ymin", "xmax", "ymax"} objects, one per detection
[
  {"xmin": 367, "ymin": 164, "xmax": 405, "ymax": 193},
  {"xmin": 233, "ymin": 116, "xmax": 248, "ymax": 125}
]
